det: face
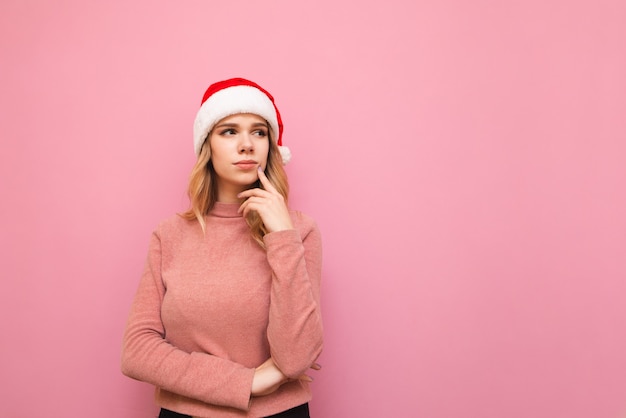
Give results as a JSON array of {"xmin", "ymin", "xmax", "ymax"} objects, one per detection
[{"xmin": 209, "ymin": 113, "xmax": 270, "ymax": 202}]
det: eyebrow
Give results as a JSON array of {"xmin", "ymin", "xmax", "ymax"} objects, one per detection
[{"xmin": 214, "ymin": 122, "xmax": 269, "ymax": 129}]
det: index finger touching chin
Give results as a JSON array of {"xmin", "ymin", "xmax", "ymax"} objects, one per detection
[{"xmin": 257, "ymin": 166, "xmax": 272, "ymax": 188}]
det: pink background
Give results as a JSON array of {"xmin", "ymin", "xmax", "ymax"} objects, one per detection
[{"xmin": 1, "ymin": 1, "xmax": 625, "ymax": 417}]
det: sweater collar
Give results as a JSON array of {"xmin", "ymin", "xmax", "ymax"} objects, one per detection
[{"xmin": 209, "ymin": 202, "xmax": 243, "ymax": 218}]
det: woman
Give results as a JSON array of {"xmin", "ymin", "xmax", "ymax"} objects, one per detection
[{"xmin": 121, "ymin": 78, "xmax": 323, "ymax": 418}]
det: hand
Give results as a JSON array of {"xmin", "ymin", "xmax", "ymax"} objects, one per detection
[
  {"xmin": 251, "ymin": 357, "xmax": 287, "ymax": 397},
  {"xmin": 251, "ymin": 358, "xmax": 321, "ymax": 397},
  {"xmin": 237, "ymin": 167, "xmax": 293, "ymax": 233}
]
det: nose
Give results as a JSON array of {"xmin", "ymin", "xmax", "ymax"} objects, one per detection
[{"xmin": 238, "ymin": 133, "xmax": 254, "ymax": 153}]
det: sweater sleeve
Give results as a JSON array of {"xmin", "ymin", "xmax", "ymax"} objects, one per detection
[
  {"xmin": 263, "ymin": 214, "xmax": 324, "ymax": 378},
  {"xmin": 120, "ymin": 228, "xmax": 255, "ymax": 411}
]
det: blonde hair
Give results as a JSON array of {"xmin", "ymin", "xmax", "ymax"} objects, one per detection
[{"xmin": 180, "ymin": 132, "xmax": 289, "ymax": 248}]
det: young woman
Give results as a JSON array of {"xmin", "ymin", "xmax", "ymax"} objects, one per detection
[{"xmin": 121, "ymin": 78, "xmax": 323, "ymax": 418}]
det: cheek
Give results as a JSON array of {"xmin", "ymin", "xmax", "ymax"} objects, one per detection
[
  {"xmin": 260, "ymin": 141, "xmax": 270, "ymax": 160},
  {"xmin": 209, "ymin": 139, "xmax": 232, "ymax": 162}
]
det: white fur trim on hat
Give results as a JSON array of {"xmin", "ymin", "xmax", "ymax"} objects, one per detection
[
  {"xmin": 193, "ymin": 85, "xmax": 289, "ymax": 162},
  {"xmin": 278, "ymin": 146, "xmax": 291, "ymax": 164}
]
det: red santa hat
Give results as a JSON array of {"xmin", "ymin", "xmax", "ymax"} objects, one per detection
[{"xmin": 193, "ymin": 77, "xmax": 291, "ymax": 164}]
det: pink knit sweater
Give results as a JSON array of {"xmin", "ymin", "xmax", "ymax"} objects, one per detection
[{"xmin": 121, "ymin": 202, "xmax": 323, "ymax": 417}]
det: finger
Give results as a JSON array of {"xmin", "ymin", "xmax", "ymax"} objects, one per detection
[
  {"xmin": 297, "ymin": 374, "xmax": 313, "ymax": 382},
  {"xmin": 310, "ymin": 363, "xmax": 322, "ymax": 371},
  {"xmin": 257, "ymin": 167, "xmax": 277, "ymax": 193},
  {"xmin": 237, "ymin": 187, "xmax": 271, "ymax": 200},
  {"xmin": 239, "ymin": 200, "xmax": 253, "ymax": 217},
  {"xmin": 240, "ymin": 203, "xmax": 254, "ymax": 218},
  {"xmin": 238, "ymin": 196, "xmax": 265, "ymax": 215}
]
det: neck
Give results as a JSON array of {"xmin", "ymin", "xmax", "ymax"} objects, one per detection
[
  {"xmin": 216, "ymin": 191, "xmax": 242, "ymax": 204},
  {"xmin": 215, "ymin": 183, "xmax": 246, "ymax": 204},
  {"xmin": 215, "ymin": 179, "xmax": 259, "ymax": 203}
]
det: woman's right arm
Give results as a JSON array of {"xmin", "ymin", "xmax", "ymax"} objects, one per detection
[{"xmin": 121, "ymin": 229, "xmax": 255, "ymax": 411}]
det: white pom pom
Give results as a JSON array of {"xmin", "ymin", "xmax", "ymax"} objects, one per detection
[{"xmin": 279, "ymin": 146, "xmax": 292, "ymax": 165}]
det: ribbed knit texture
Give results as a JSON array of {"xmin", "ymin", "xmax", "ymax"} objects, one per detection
[{"xmin": 121, "ymin": 202, "xmax": 323, "ymax": 418}]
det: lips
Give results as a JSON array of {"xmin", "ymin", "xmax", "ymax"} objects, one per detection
[{"xmin": 234, "ymin": 160, "xmax": 258, "ymax": 170}]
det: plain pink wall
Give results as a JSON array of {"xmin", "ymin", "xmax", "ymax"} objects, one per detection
[{"xmin": 1, "ymin": 1, "xmax": 625, "ymax": 417}]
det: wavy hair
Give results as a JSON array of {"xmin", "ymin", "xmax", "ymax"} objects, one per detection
[{"xmin": 180, "ymin": 132, "xmax": 289, "ymax": 249}]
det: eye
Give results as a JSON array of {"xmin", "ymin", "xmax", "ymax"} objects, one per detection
[
  {"xmin": 253, "ymin": 129, "xmax": 268, "ymax": 137},
  {"xmin": 219, "ymin": 128, "xmax": 236, "ymax": 136}
]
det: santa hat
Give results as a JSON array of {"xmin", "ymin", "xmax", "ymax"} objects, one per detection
[{"xmin": 193, "ymin": 77, "xmax": 291, "ymax": 164}]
